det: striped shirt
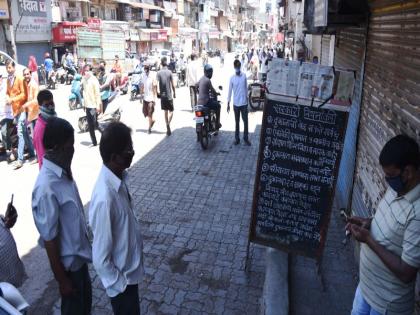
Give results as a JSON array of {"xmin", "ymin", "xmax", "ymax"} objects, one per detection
[{"xmin": 359, "ymin": 184, "xmax": 420, "ymax": 315}]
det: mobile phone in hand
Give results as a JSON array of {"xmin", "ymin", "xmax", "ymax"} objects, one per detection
[{"xmin": 5, "ymin": 194, "xmax": 17, "ymax": 218}]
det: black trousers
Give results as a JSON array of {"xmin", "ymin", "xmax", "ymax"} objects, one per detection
[
  {"xmin": 61, "ymin": 264, "xmax": 92, "ymax": 315},
  {"xmin": 110, "ymin": 284, "xmax": 140, "ymax": 315},
  {"xmin": 189, "ymin": 86, "xmax": 197, "ymax": 109},
  {"xmin": 234, "ymin": 105, "xmax": 249, "ymax": 141},
  {"xmin": 86, "ymin": 108, "xmax": 99, "ymax": 145}
]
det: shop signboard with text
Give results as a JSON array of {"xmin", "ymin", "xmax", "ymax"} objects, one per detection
[{"xmin": 12, "ymin": 0, "xmax": 52, "ymax": 42}]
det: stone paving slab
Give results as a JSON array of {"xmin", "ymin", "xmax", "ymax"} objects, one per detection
[
  {"xmin": 289, "ymin": 203, "xmax": 359, "ymax": 315},
  {"xmin": 51, "ymin": 126, "xmax": 266, "ymax": 315}
]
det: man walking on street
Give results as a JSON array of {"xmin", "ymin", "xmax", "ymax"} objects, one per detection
[
  {"xmin": 6, "ymin": 59, "xmax": 36, "ymax": 169},
  {"xmin": 32, "ymin": 117, "xmax": 92, "ymax": 315},
  {"xmin": 22, "ymin": 68, "xmax": 39, "ymax": 139},
  {"xmin": 227, "ymin": 60, "xmax": 251, "ymax": 146},
  {"xmin": 82, "ymin": 64, "xmax": 102, "ymax": 146},
  {"xmin": 33, "ymin": 89, "xmax": 56, "ymax": 169},
  {"xmin": 0, "ymin": 73, "xmax": 14, "ymax": 162},
  {"xmin": 90, "ymin": 122, "xmax": 143, "ymax": 315},
  {"xmin": 186, "ymin": 53, "xmax": 201, "ymax": 110},
  {"xmin": 156, "ymin": 57, "xmax": 176, "ymax": 136},
  {"xmin": 141, "ymin": 64, "xmax": 157, "ymax": 134},
  {"xmin": 347, "ymin": 135, "xmax": 420, "ymax": 315}
]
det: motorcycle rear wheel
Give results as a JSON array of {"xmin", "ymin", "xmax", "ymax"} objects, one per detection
[
  {"xmin": 69, "ymin": 99, "xmax": 77, "ymax": 110},
  {"xmin": 78, "ymin": 117, "xmax": 89, "ymax": 133},
  {"xmin": 248, "ymin": 91, "xmax": 262, "ymax": 110},
  {"xmin": 130, "ymin": 91, "xmax": 136, "ymax": 101},
  {"xmin": 200, "ymin": 127, "xmax": 209, "ymax": 150}
]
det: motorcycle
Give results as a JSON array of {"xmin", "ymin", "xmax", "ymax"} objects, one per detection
[
  {"xmin": 0, "ymin": 282, "xmax": 29, "ymax": 314},
  {"xmin": 176, "ymin": 64, "xmax": 186, "ymax": 88},
  {"xmin": 47, "ymin": 69, "xmax": 57, "ymax": 90},
  {"xmin": 194, "ymin": 86, "xmax": 222, "ymax": 150},
  {"xmin": 248, "ymin": 79, "xmax": 266, "ymax": 111},
  {"xmin": 78, "ymin": 91, "xmax": 122, "ymax": 133},
  {"xmin": 64, "ymin": 66, "xmax": 77, "ymax": 85},
  {"xmin": 129, "ymin": 70, "xmax": 143, "ymax": 101},
  {"xmin": 55, "ymin": 66, "xmax": 66, "ymax": 84},
  {"xmin": 68, "ymin": 74, "xmax": 83, "ymax": 110},
  {"xmin": 119, "ymin": 74, "xmax": 130, "ymax": 95}
]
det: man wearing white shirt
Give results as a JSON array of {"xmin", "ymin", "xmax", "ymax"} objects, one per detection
[
  {"xmin": 227, "ymin": 59, "xmax": 251, "ymax": 146},
  {"xmin": 89, "ymin": 122, "xmax": 143, "ymax": 315},
  {"xmin": 140, "ymin": 64, "xmax": 157, "ymax": 134},
  {"xmin": 186, "ymin": 54, "xmax": 202, "ymax": 110}
]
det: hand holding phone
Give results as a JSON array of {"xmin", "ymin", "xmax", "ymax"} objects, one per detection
[{"xmin": 4, "ymin": 194, "xmax": 17, "ymax": 229}]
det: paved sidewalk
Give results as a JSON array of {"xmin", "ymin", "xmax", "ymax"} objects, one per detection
[
  {"xmin": 289, "ymin": 204, "xmax": 359, "ymax": 315},
  {"xmin": 50, "ymin": 126, "xmax": 266, "ymax": 315}
]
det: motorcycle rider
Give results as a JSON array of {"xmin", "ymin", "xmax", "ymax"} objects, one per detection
[
  {"xmin": 197, "ymin": 64, "xmax": 221, "ymax": 131},
  {"xmin": 71, "ymin": 74, "xmax": 83, "ymax": 107}
]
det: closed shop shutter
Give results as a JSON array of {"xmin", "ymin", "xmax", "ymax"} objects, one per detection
[
  {"xmin": 16, "ymin": 42, "xmax": 51, "ymax": 68},
  {"xmin": 333, "ymin": 26, "xmax": 368, "ymax": 216},
  {"xmin": 320, "ymin": 35, "xmax": 331, "ymax": 65},
  {"xmin": 353, "ymin": 1, "xmax": 420, "ymax": 215}
]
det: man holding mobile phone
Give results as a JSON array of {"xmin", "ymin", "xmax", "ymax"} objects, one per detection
[{"xmin": 0, "ymin": 199, "xmax": 27, "ymax": 287}]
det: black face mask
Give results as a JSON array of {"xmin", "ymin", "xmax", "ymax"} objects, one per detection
[
  {"xmin": 44, "ymin": 146, "xmax": 75, "ymax": 180},
  {"xmin": 385, "ymin": 173, "xmax": 406, "ymax": 194}
]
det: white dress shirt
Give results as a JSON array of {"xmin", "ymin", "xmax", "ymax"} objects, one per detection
[
  {"xmin": 32, "ymin": 159, "xmax": 92, "ymax": 271},
  {"xmin": 186, "ymin": 59, "xmax": 202, "ymax": 87},
  {"xmin": 227, "ymin": 72, "xmax": 248, "ymax": 107},
  {"xmin": 142, "ymin": 72, "xmax": 156, "ymax": 102},
  {"xmin": 89, "ymin": 165, "xmax": 143, "ymax": 298}
]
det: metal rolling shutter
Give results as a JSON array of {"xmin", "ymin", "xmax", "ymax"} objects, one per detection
[
  {"xmin": 16, "ymin": 42, "xmax": 51, "ymax": 67},
  {"xmin": 320, "ymin": 35, "xmax": 331, "ymax": 65},
  {"xmin": 353, "ymin": 0, "xmax": 420, "ymax": 215},
  {"xmin": 333, "ymin": 26, "xmax": 368, "ymax": 216}
]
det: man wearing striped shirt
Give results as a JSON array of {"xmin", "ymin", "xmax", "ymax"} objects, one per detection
[{"xmin": 347, "ymin": 135, "xmax": 420, "ymax": 315}]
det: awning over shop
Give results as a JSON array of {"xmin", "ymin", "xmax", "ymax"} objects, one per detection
[
  {"xmin": 222, "ymin": 30, "xmax": 234, "ymax": 38},
  {"xmin": 179, "ymin": 27, "xmax": 199, "ymax": 34},
  {"xmin": 139, "ymin": 28, "xmax": 168, "ymax": 41},
  {"xmin": 129, "ymin": 28, "xmax": 140, "ymax": 41},
  {"xmin": 129, "ymin": 2, "xmax": 165, "ymax": 11},
  {"xmin": 52, "ymin": 22, "xmax": 87, "ymax": 43}
]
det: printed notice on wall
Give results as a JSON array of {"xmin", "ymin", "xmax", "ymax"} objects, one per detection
[
  {"xmin": 267, "ymin": 59, "xmax": 335, "ymax": 101},
  {"xmin": 249, "ymin": 97, "xmax": 348, "ymax": 258}
]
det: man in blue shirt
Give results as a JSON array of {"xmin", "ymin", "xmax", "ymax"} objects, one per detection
[
  {"xmin": 227, "ymin": 59, "xmax": 250, "ymax": 146},
  {"xmin": 44, "ymin": 52, "xmax": 54, "ymax": 82}
]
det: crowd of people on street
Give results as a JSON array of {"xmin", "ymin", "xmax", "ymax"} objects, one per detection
[{"xmin": 0, "ymin": 45, "xmax": 419, "ymax": 315}]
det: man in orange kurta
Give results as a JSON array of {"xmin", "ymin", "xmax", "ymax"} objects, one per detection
[{"xmin": 6, "ymin": 60, "xmax": 35, "ymax": 169}]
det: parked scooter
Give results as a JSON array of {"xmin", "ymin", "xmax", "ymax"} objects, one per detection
[
  {"xmin": 56, "ymin": 66, "xmax": 66, "ymax": 84},
  {"xmin": 0, "ymin": 282, "xmax": 29, "ymax": 314},
  {"xmin": 194, "ymin": 86, "xmax": 222, "ymax": 150},
  {"xmin": 78, "ymin": 91, "xmax": 122, "ymax": 133},
  {"xmin": 248, "ymin": 79, "xmax": 266, "ymax": 111},
  {"xmin": 47, "ymin": 68, "xmax": 57, "ymax": 90},
  {"xmin": 129, "ymin": 67, "xmax": 143, "ymax": 101},
  {"xmin": 69, "ymin": 74, "xmax": 83, "ymax": 110}
]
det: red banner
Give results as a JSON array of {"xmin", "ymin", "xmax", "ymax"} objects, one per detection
[{"xmin": 52, "ymin": 22, "xmax": 86, "ymax": 43}]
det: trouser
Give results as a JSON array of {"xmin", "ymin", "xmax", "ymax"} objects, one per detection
[
  {"xmin": 61, "ymin": 264, "xmax": 92, "ymax": 315},
  {"xmin": 102, "ymin": 98, "xmax": 109, "ymax": 114},
  {"xmin": 110, "ymin": 284, "xmax": 140, "ymax": 315},
  {"xmin": 17, "ymin": 112, "xmax": 35, "ymax": 162},
  {"xmin": 189, "ymin": 86, "xmax": 197, "ymax": 109},
  {"xmin": 351, "ymin": 286, "xmax": 384, "ymax": 315},
  {"xmin": 206, "ymin": 99, "xmax": 221, "ymax": 129},
  {"xmin": 0, "ymin": 118, "xmax": 13, "ymax": 151},
  {"xmin": 86, "ymin": 108, "xmax": 99, "ymax": 146},
  {"xmin": 234, "ymin": 105, "xmax": 249, "ymax": 141}
]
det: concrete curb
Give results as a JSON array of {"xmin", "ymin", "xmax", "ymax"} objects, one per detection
[{"xmin": 262, "ymin": 248, "xmax": 289, "ymax": 315}]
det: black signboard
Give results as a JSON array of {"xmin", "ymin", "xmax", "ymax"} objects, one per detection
[{"xmin": 249, "ymin": 98, "xmax": 348, "ymax": 258}]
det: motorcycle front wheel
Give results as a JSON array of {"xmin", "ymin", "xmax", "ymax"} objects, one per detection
[
  {"xmin": 78, "ymin": 116, "xmax": 89, "ymax": 133},
  {"xmin": 130, "ymin": 90, "xmax": 136, "ymax": 101},
  {"xmin": 199, "ymin": 127, "xmax": 209, "ymax": 150}
]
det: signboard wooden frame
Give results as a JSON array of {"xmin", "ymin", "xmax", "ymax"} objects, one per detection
[{"xmin": 247, "ymin": 94, "xmax": 349, "ymax": 260}]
